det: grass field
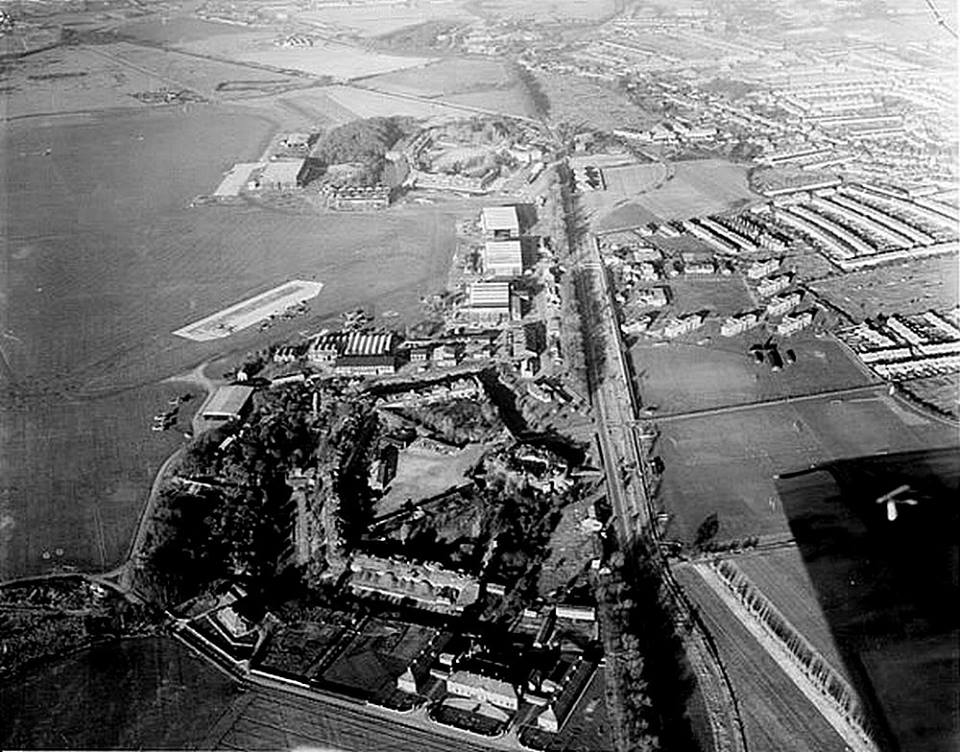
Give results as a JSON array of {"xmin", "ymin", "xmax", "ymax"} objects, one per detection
[
  {"xmin": 673, "ymin": 565, "xmax": 847, "ymax": 752},
  {"xmin": 0, "ymin": 383, "xmax": 201, "ymax": 580},
  {"xmin": 375, "ymin": 442, "xmax": 484, "ymax": 518},
  {"xmin": 477, "ymin": 0, "xmax": 617, "ymax": 21},
  {"xmin": 284, "ymin": 85, "xmax": 474, "ymax": 123},
  {"xmin": 177, "ymin": 31, "xmax": 435, "ymax": 80},
  {"xmin": 299, "ymin": 3, "xmax": 475, "ymax": 37},
  {"xmin": 360, "ymin": 58, "xmax": 513, "ymax": 97},
  {"xmin": 809, "ymin": 254, "xmax": 959, "ymax": 323},
  {"xmin": 655, "ymin": 392, "xmax": 957, "ymax": 545},
  {"xmin": 0, "ymin": 637, "xmax": 239, "ymax": 749},
  {"xmin": 102, "ymin": 41, "xmax": 302, "ymax": 99},
  {"xmin": 776, "ymin": 447, "xmax": 960, "ymax": 752},
  {"xmin": 730, "ymin": 548, "xmax": 849, "ymax": 683},
  {"xmin": 632, "ymin": 330, "xmax": 875, "ymax": 415},
  {"xmin": 589, "ymin": 159, "xmax": 760, "ymax": 229},
  {"xmin": 0, "ymin": 46, "xmax": 167, "ymax": 119},
  {"xmin": 539, "ymin": 72, "xmax": 651, "ymax": 131}
]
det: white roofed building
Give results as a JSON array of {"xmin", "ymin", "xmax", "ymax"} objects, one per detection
[
  {"xmin": 465, "ymin": 282, "xmax": 513, "ymax": 323},
  {"xmin": 480, "ymin": 206, "xmax": 520, "ymax": 238},
  {"xmin": 483, "ymin": 240, "xmax": 523, "ymax": 278}
]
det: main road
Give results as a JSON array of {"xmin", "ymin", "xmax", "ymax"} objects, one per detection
[{"xmin": 564, "ymin": 181, "xmax": 748, "ymax": 752}]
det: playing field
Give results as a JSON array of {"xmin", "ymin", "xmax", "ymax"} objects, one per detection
[
  {"xmin": 632, "ymin": 331, "xmax": 875, "ymax": 415},
  {"xmin": 655, "ymin": 391, "xmax": 957, "ymax": 545}
]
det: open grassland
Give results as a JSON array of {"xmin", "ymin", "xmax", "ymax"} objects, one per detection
[
  {"xmin": 656, "ymin": 392, "xmax": 957, "ymax": 545},
  {"xmin": 476, "ymin": 0, "xmax": 617, "ymax": 21},
  {"xmin": 360, "ymin": 58, "xmax": 513, "ymax": 97},
  {"xmin": 0, "ymin": 46, "xmax": 167, "ymax": 119},
  {"xmin": 299, "ymin": 3, "xmax": 475, "ymax": 37},
  {"xmin": 441, "ymin": 86, "xmax": 537, "ymax": 119},
  {"xmin": 210, "ymin": 685, "xmax": 500, "ymax": 752},
  {"xmin": 809, "ymin": 254, "xmax": 959, "ymax": 322},
  {"xmin": 101, "ymin": 41, "xmax": 303, "ymax": 99},
  {"xmin": 0, "ymin": 637, "xmax": 238, "ymax": 749},
  {"xmin": 278, "ymin": 85, "xmax": 475, "ymax": 124},
  {"xmin": 114, "ymin": 16, "xmax": 249, "ymax": 45},
  {"xmin": 730, "ymin": 548, "xmax": 850, "ymax": 683},
  {"xmin": 539, "ymin": 72, "xmax": 650, "ymax": 131},
  {"xmin": 900, "ymin": 373, "xmax": 960, "ymax": 419},
  {"xmin": 176, "ymin": 31, "xmax": 435, "ymax": 80},
  {"xmin": 0, "ymin": 382, "xmax": 201, "ymax": 580},
  {"xmin": 632, "ymin": 331, "xmax": 874, "ymax": 415},
  {"xmin": 673, "ymin": 565, "xmax": 847, "ymax": 752}
]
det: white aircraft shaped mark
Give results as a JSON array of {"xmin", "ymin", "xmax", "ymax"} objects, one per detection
[{"xmin": 876, "ymin": 484, "xmax": 919, "ymax": 522}]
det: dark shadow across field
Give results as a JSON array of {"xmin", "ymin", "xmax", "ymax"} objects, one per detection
[{"xmin": 777, "ymin": 447, "xmax": 960, "ymax": 752}]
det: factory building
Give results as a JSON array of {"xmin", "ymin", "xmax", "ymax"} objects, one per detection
[
  {"xmin": 465, "ymin": 282, "xmax": 513, "ymax": 323},
  {"xmin": 200, "ymin": 386, "xmax": 255, "ymax": 425},
  {"xmin": 480, "ymin": 206, "xmax": 520, "ymax": 239},
  {"xmin": 483, "ymin": 240, "xmax": 523, "ymax": 278}
]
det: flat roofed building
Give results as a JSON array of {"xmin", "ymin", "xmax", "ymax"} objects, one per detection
[
  {"xmin": 483, "ymin": 240, "xmax": 523, "ymax": 278},
  {"xmin": 466, "ymin": 282, "xmax": 512, "ymax": 321},
  {"xmin": 258, "ymin": 159, "xmax": 306, "ymax": 191},
  {"xmin": 202, "ymin": 385, "xmax": 255, "ymax": 423},
  {"xmin": 481, "ymin": 206, "xmax": 520, "ymax": 238}
]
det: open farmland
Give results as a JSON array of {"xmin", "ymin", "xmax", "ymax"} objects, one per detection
[
  {"xmin": 299, "ymin": 3, "xmax": 475, "ymax": 37},
  {"xmin": 176, "ymin": 31, "xmax": 435, "ymax": 80},
  {"xmin": 809, "ymin": 254, "xmax": 959, "ymax": 322},
  {"xmin": 777, "ymin": 447, "xmax": 960, "ymax": 752},
  {"xmin": 730, "ymin": 547, "xmax": 849, "ymax": 682},
  {"xmin": 281, "ymin": 85, "xmax": 474, "ymax": 123},
  {"xmin": 673, "ymin": 565, "xmax": 847, "ymax": 752},
  {"xmin": 0, "ymin": 46, "xmax": 169, "ymax": 119},
  {"xmin": 99, "ymin": 41, "xmax": 303, "ymax": 99},
  {"xmin": 375, "ymin": 442, "xmax": 483, "ymax": 518},
  {"xmin": 114, "ymin": 16, "xmax": 251, "ymax": 45},
  {"xmin": 632, "ymin": 331, "xmax": 874, "ymax": 415},
  {"xmin": 0, "ymin": 637, "xmax": 238, "ymax": 750},
  {"xmin": 655, "ymin": 391, "xmax": 957, "ymax": 546},
  {"xmin": 360, "ymin": 58, "xmax": 514, "ymax": 98},
  {"xmin": 476, "ymin": 0, "xmax": 617, "ymax": 21}
]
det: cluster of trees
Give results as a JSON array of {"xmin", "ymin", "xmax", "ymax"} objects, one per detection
[
  {"xmin": 142, "ymin": 387, "xmax": 324, "ymax": 604},
  {"xmin": 514, "ymin": 63, "xmax": 550, "ymax": 120},
  {"xmin": 600, "ymin": 540, "xmax": 700, "ymax": 752},
  {"xmin": 313, "ymin": 116, "xmax": 413, "ymax": 186},
  {"xmin": 714, "ymin": 560, "xmax": 873, "ymax": 734},
  {"xmin": 393, "ymin": 398, "xmax": 504, "ymax": 445}
]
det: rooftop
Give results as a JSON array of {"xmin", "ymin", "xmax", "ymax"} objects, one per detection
[
  {"xmin": 203, "ymin": 385, "xmax": 255, "ymax": 419},
  {"xmin": 481, "ymin": 206, "xmax": 520, "ymax": 233}
]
